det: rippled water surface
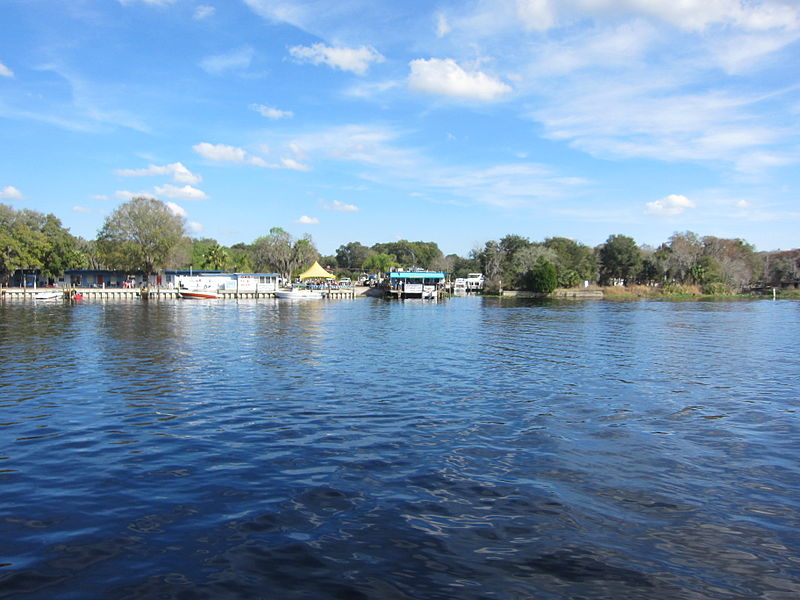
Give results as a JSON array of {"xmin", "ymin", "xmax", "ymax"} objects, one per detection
[{"xmin": 1, "ymin": 296, "xmax": 798, "ymax": 599}]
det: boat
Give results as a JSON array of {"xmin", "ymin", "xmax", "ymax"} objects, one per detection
[
  {"xmin": 34, "ymin": 290, "xmax": 62, "ymax": 300},
  {"xmin": 179, "ymin": 289, "xmax": 220, "ymax": 300},
  {"xmin": 275, "ymin": 288, "xmax": 324, "ymax": 300}
]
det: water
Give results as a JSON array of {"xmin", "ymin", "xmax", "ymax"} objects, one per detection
[{"xmin": 1, "ymin": 296, "xmax": 798, "ymax": 599}]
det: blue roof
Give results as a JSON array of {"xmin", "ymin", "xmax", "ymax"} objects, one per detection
[{"xmin": 389, "ymin": 271, "xmax": 445, "ymax": 279}]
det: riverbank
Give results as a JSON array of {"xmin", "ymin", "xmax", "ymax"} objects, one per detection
[{"xmin": 498, "ymin": 284, "xmax": 797, "ymax": 300}]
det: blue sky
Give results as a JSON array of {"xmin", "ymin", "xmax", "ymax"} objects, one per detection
[{"xmin": 1, "ymin": 0, "xmax": 799, "ymax": 256}]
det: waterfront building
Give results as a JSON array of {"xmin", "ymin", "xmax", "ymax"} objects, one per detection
[
  {"xmin": 167, "ymin": 271, "xmax": 280, "ymax": 293},
  {"xmin": 387, "ymin": 270, "xmax": 446, "ymax": 299}
]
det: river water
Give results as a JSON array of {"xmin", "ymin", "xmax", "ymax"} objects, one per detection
[{"xmin": 1, "ymin": 296, "xmax": 798, "ymax": 599}]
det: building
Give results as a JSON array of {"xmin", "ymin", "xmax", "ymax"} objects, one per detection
[
  {"xmin": 63, "ymin": 269, "xmax": 144, "ymax": 288},
  {"xmin": 387, "ymin": 270, "xmax": 446, "ymax": 299},
  {"xmin": 168, "ymin": 271, "xmax": 280, "ymax": 294}
]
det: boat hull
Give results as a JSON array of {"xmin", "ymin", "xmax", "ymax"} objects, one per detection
[
  {"xmin": 179, "ymin": 291, "xmax": 220, "ymax": 300},
  {"xmin": 34, "ymin": 291, "xmax": 62, "ymax": 300},
  {"xmin": 275, "ymin": 289, "xmax": 323, "ymax": 300}
]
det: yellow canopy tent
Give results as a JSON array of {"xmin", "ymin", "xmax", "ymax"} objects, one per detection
[{"xmin": 298, "ymin": 261, "xmax": 336, "ymax": 280}]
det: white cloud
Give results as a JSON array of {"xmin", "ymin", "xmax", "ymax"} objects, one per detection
[
  {"xmin": 250, "ymin": 104, "xmax": 293, "ymax": 119},
  {"xmin": 188, "ymin": 221, "xmax": 203, "ymax": 233},
  {"xmin": 289, "ymin": 43, "xmax": 384, "ymax": 75},
  {"xmin": 114, "ymin": 190, "xmax": 140, "ymax": 201},
  {"xmin": 165, "ymin": 201, "xmax": 187, "ymax": 217},
  {"xmin": 193, "ymin": 142, "xmax": 268, "ymax": 166},
  {"xmin": 0, "ymin": 62, "xmax": 13, "ymax": 77},
  {"xmin": 194, "ymin": 5, "xmax": 215, "ymax": 20},
  {"xmin": 0, "ymin": 185, "xmax": 23, "ymax": 200},
  {"xmin": 116, "ymin": 162, "xmax": 201, "ymax": 185},
  {"xmin": 325, "ymin": 199, "xmax": 359, "ymax": 212},
  {"xmin": 646, "ymin": 194, "xmax": 696, "ymax": 216},
  {"xmin": 436, "ymin": 13, "xmax": 451, "ymax": 37},
  {"xmin": 296, "ymin": 215, "xmax": 319, "ymax": 224},
  {"xmin": 280, "ymin": 157, "xmax": 311, "ymax": 171},
  {"xmin": 72, "ymin": 206, "xmax": 91, "ymax": 213},
  {"xmin": 199, "ymin": 47, "xmax": 254, "ymax": 75},
  {"xmin": 194, "ymin": 142, "xmax": 310, "ymax": 171},
  {"xmin": 517, "ymin": 0, "xmax": 557, "ymax": 32},
  {"xmin": 154, "ymin": 184, "xmax": 208, "ymax": 200},
  {"xmin": 408, "ymin": 58, "xmax": 512, "ymax": 101},
  {"xmin": 610, "ymin": 0, "xmax": 800, "ymax": 32}
]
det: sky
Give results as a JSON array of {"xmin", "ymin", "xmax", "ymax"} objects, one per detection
[{"xmin": 1, "ymin": 0, "xmax": 799, "ymax": 256}]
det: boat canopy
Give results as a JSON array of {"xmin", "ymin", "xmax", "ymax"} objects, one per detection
[
  {"xmin": 298, "ymin": 261, "xmax": 336, "ymax": 279},
  {"xmin": 389, "ymin": 272, "xmax": 445, "ymax": 280}
]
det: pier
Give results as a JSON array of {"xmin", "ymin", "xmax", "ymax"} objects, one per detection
[{"xmin": 1, "ymin": 286, "xmax": 360, "ymax": 300}]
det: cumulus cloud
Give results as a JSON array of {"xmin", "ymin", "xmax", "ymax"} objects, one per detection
[
  {"xmin": 0, "ymin": 61, "xmax": 13, "ymax": 77},
  {"xmin": 200, "ymin": 47, "xmax": 254, "ymax": 75},
  {"xmin": 295, "ymin": 215, "xmax": 319, "ymax": 224},
  {"xmin": 193, "ymin": 142, "xmax": 268, "ymax": 166},
  {"xmin": 154, "ymin": 184, "xmax": 208, "ymax": 200},
  {"xmin": 165, "ymin": 201, "xmax": 187, "ymax": 217},
  {"xmin": 116, "ymin": 162, "xmax": 201, "ymax": 184},
  {"xmin": 188, "ymin": 221, "xmax": 204, "ymax": 233},
  {"xmin": 646, "ymin": 194, "xmax": 696, "ymax": 216},
  {"xmin": 193, "ymin": 142, "xmax": 309, "ymax": 170},
  {"xmin": 289, "ymin": 43, "xmax": 384, "ymax": 75},
  {"xmin": 0, "ymin": 185, "xmax": 23, "ymax": 199},
  {"xmin": 325, "ymin": 199, "xmax": 359, "ymax": 212},
  {"xmin": 250, "ymin": 104, "xmax": 293, "ymax": 119},
  {"xmin": 408, "ymin": 58, "xmax": 512, "ymax": 101}
]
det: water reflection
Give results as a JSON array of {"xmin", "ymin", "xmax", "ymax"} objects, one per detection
[{"xmin": 0, "ymin": 297, "xmax": 798, "ymax": 599}]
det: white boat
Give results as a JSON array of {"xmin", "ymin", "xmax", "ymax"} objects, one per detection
[
  {"xmin": 34, "ymin": 290, "xmax": 62, "ymax": 300},
  {"xmin": 275, "ymin": 288, "xmax": 323, "ymax": 300},
  {"xmin": 179, "ymin": 289, "xmax": 220, "ymax": 299}
]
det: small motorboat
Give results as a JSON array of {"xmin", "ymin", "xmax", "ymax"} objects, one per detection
[
  {"xmin": 34, "ymin": 290, "xmax": 62, "ymax": 300},
  {"xmin": 275, "ymin": 288, "xmax": 323, "ymax": 300},
  {"xmin": 179, "ymin": 289, "xmax": 220, "ymax": 300}
]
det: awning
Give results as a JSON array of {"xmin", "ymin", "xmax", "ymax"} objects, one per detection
[
  {"xmin": 298, "ymin": 261, "xmax": 336, "ymax": 279},
  {"xmin": 389, "ymin": 272, "xmax": 445, "ymax": 280}
]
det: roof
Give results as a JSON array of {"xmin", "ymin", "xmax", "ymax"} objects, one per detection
[
  {"xmin": 298, "ymin": 261, "xmax": 336, "ymax": 279},
  {"xmin": 389, "ymin": 271, "xmax": 445, "ymax": 280}
]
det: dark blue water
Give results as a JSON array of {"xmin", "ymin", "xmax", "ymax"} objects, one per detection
[{"xmin": 1, "ymin": 296, "xmax": 798, "ymax": 599}]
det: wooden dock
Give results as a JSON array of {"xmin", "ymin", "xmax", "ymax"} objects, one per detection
[{"xmin": 1, "ymin": 287, "xmax": 360, "ymax": 301}]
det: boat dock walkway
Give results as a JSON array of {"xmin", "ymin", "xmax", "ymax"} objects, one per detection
[{"xmin": 1, "ymin": 287, "xmax": 362, "ymax": 300}]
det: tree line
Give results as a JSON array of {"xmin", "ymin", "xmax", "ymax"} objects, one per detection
[{"xmin": 2, "ymin": 197, "xmax": 798, "ymax": 292}]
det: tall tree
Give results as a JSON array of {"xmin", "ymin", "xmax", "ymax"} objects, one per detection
[
  {"xmin": 598, "ymin": 234, "xmax": 641, "ymax": 285},
  {"xmin": 96, "ymin": 197, "xmax": 186, "ymax": 278},
  {"xmin": 0, "ymin": 204, "xmax": 83, "ymax": 283},
  {"xmin": 336, "ymin": 242, "xmax": 373, "ymax": 271},
  {"xmin": 544, "ymin": 237, "xmax": 596, "ymax": 281},
  {"xmin": 251, "ymin": 227, "xmax": 319, "ymax": 280},
  {"xmin": 362, "ymin": 252, "xmax": 398, "ymax": 276}
]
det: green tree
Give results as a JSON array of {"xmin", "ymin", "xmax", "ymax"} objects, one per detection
[
  {"xmin": 544, "ymin": 237, "xmax": 596, "ymax": 282},
  {"xmin": 0, "ymin": 204, "xmax": 83, "ymax": 283},
  {"xmin": 335, "ymin": 242, "xmax": 373, "ymax": 271},
  {"xmin": 229, "ymin": 243, "xmax": 254, "ymax": 272},
  {"xmin": 362, "ymin": 252, "xmax": 398, "ymax": 276},
  {"xmin": 522, "ymin": 258, "xmax": 558, "ymax": 293},
  {"xmin": 203, "ymin": 243, "xmax": 230, "ymax": 270},
  {"xmin": 598, "ymin": 234, "xmax": 641, "ymax": 285},
  {"xmin": 251, "ymin": 227, "xmax": 319, "ymax": 280},
  {"xmin": 96, "ymin": 197, "xmax": 186, "ymax": 278},
  {"xmin": 370, "ymin": 240, "xmax": 443, "ymax": 269}
]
